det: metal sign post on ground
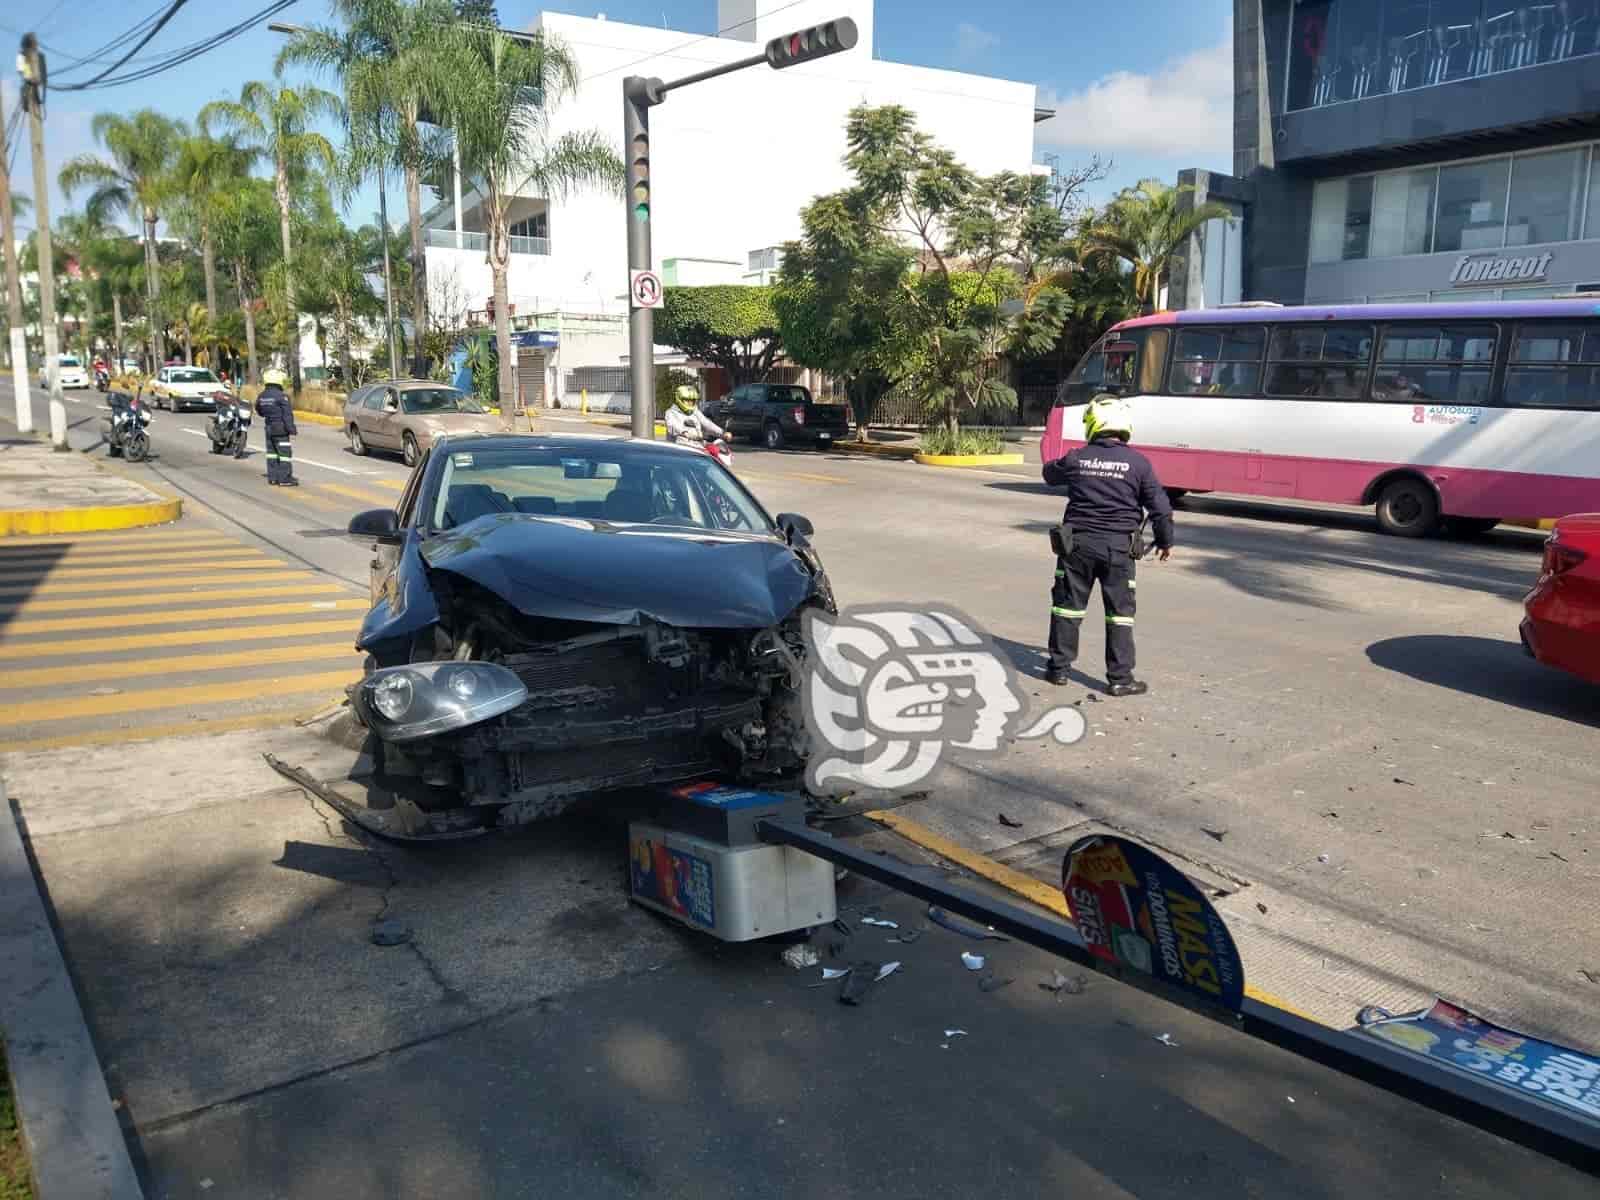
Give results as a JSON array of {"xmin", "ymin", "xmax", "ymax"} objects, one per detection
[{"xmin": 623, "ymin": 17, "xmax": 860, "ymax": 439}]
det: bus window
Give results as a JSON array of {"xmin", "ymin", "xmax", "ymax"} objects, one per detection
[
  {"xmin": 1504, "ymin": 322, "xmax": 1600, "ymax": 409},
  {"xmin": 1169, "ymin": 327, "xmax": 1265, "ymax": 396},
  {"xmin": 1372, "ymin": 324, "xmax": 1497, "ymax": 405},
  {"xmin": 1057, "ymin": 329, "xmax": 1150, "ymax": 408},
  {"xmin": 1266, "ymin": 323, "xmax": 1374, "ymax": 399}
]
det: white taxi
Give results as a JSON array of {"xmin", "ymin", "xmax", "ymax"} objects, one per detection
[
  {"xmin": 37, "ymin": 354, "xmax": 90, "ymax": 390},
  {"xmin": 146, "ymin": 365, "xmax": 227, "ymax": 412}
]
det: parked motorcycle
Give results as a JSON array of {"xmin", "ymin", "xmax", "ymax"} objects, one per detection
[
  {"xmin": 103, "ymin": 394, "xmax": 153, "ymax": 463},
  {"xmin": 205, "ymin": 391, "xmax": 251, "ymax": 458}
]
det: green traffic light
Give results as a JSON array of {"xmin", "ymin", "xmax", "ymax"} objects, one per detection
[{"xmin": 634, "ymin": 203, "xmax": 649, "ymax": 222}]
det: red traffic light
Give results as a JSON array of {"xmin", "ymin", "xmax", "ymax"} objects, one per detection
[{"xmin": 766, "ymin": 16, "xmax": 858, "ymax": 69}]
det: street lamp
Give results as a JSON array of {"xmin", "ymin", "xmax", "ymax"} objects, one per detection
[
  {"xmin": 623, "ymin": 17, "xmax": 859, "ymax": 439},
  {"xmin": 268, "ymin": 21, "xmax": 401, "ymax": 383}
]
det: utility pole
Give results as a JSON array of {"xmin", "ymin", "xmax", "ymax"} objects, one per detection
[
  {"xmin": 623, "ymin": 17, "xmax": 858, "ymax": 439},
  {"xmin": 0, "ymin": 71, "xmax": 32, "ymax": 433},
  {"xmin": 377, "ymin": 169, "xmax": 400, "ymax": 380},
  {"xmin": 20, "ymin": 34, "xmax": 65, "ymax": 448}
]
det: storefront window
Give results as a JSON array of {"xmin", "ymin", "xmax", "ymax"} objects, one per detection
[
  {"xmin": 1310, "ymin": 179, "xmax": 1349, "ymax": 264},
  {"xmin": 1288, "ymin": 1, "xmax": 1600, "ymax": 112},
  {"xmin": 1433, "ymin": 158, "xmax": 1510, "ymax": 253},
  {"xmin": 1370, "ymin": 168, "xmax": 1438, "ymax": 257},
  {"xmin": 1507, "ymin": 148, "xmax": 1589, "ymax": 246}
]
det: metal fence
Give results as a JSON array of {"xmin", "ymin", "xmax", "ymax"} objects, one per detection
[{"xmin": 867, "ymin": 386, "xmax": 1037, "ymax": 429}]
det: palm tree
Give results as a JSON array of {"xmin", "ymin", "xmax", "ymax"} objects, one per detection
[
  {"xmin": 278, "ymin": 0, "xmax": 455, "ymax": 376},
  {"xmin": 201, "ymin": 81, "xmax": 341, "ymax": 393},
  {"xmin": 59, "ymin": 110, "xmax": 186, "ymax": 367},
  {"xmin": 1082, "ymin": 179, "xmax": 1234, "ymax": 311},
  {"xmin": 433, "ymin": 24, "xmax": 622, "ymax": 422},
  {"xmin": 171, "ymin": 133, "xmax": 257, "ymax": 365},
  {"xmin": 213, "ymin": 177, "xmax": 283, "ymax": 386}
]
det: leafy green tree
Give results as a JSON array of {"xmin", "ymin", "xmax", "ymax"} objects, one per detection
[
  {"xmin": 201, "ymin": 81, "xmax": 341, "ymax": 392},
  {"xmin": 59, "ymin": 110, "xmax": 186, "ymax": 367},
  {"xmin": 827, "ymin": 104, "xmax": 1072, "ymax": 435},
  {"xmin": 213, "ymin": 177, "xmax": 284, "ymax": 385},
  {"xmin": 656, "ymin": 285, "xmax": 783, "ymax": 389},
  {"xmin": 1082, "ymin": 178, "xmax": 1232, "ymax": 311},
  {"xmin": 431, "ymin": 23, "xmax": 622, "ymax": 422},
  {"xmin": 170, "ymin": 132, "xmax": 257, "ymax": 364}
]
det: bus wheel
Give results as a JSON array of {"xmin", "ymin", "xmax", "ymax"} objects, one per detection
[
  {"xmin": 1375, "ymin": 477, "xmax": 1439, "ymax": 538},
  {"xmin": 1449, "ymin": 516, "xmax": 1500, "ymax": 537}
]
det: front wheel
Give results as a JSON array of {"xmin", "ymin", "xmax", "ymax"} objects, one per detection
[
  {"xmin": 402, "ymin": 432, "xmax": 420, "ymax": 467},
  {"xmin": 763, "ymin": 422, "xmax": 785, "ymax": 450},
  {"xmin": 1375, "ymin": 477, "xmax": 1439, "ymax": 538},
  {"xmin": 125, "ymin": 430, "xmax": 151, "ymax": 463},
  {"xmin": 233, "ymin": 431, "xmax": 249, "ymax": 456},
  {"xmin": 348, "ymin": 424, "xmax": 367, "ymax": 456}
]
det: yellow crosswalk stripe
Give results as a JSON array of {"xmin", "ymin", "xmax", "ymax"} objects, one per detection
[
  {"xmin": 0, "ymin": 529, "xmax": 230, "ymax": 549},
  {"xmin": 314, "ymin": 482, "xmax": 394, "ymax": 506},
  {"xmin": 0, "ymin": 581, "xmax": 349, "ymax": 615},
  {"xmin": 1, "ymin": 642, "xmax": 362, "ymax": 689},
  {"xmin": 0, "ymin": 669, "xmax": 360, "ymax": 725},
  {"xmin": 267, "ymin": 486, "xmax": 344, "ymax": 511},
  {"xmin": 0, "ymin": 545, "xmax": 269, "ymax": 568},
  {"xmin": 373, "ymin": 479, "xmax": 405, "ymax": 491},
  {"xmin": 3, "ymin": 597, "xmax": 368, "ymax": 636},
  {"xmin": 0, "ymin": 710, "xmax": 306, "ymax": 755},
  {"xmin": 0, "ymin": 558, "xmax": 283, "ymax": 582},
  {"xmin": 788, "ymin": 472, "xmax": 848, "ymax": 485},
  {"xmin": 0, "ymin": 569, "xmax": 313, "ymax": 597},
  {"xmin": 0, "ymin": 619, "xmax": 359, "ymax": 661}
]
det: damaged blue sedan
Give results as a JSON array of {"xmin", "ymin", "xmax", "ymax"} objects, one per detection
[{"xmin": 345, "ymin": 434, "xmax": 835, "ymax": 834}]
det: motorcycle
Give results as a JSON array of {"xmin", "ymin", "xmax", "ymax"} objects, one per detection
[
  {"xmin": 103, "ymin": 395, "xmax": 153, "ymax": 463},
  {"xmin": 205, "ymin": 391, "xmax": 251, "ymax": 458},
  {"xmin": 94, "ymin": 367, "xmax": 110, "ymax": 392},
  {"xmin": 704, "ymin": 437, "xmax": 733, "ymax": 470}
]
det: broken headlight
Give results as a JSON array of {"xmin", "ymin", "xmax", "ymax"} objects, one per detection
[{"xmin": 357, "ymin": 662, "xmax": 528, "ymax": 742}]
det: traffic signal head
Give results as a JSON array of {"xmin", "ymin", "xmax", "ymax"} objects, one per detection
[{"xmin": 765, "ymin": 17, "xmax": 859, "ymax": 70}]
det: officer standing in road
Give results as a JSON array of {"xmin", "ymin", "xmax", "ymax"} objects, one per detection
[
  {"xmin": 1041, "ymin": 393, "xmax": 1174, "ymax": 695},
  {"xmin": 255, "ymin": 368, "xmax": 300, "ymax": 487}
]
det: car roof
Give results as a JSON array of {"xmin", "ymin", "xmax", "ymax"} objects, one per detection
[{"xmin": 363, "ymin": 379, "xmax": 462, "ymax": 390}]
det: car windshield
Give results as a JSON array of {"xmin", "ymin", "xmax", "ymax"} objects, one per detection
[
  {"xmin": 429, "ymin": 444, "xmax": 771, "ymax": 533},
  {"xmin": 169, "ymin": 368, "xmax": 219, "ymax": 384},
  {"xmin": 401, "ymin": 388, "xmax": 484, "ymax": 415},
  {"xmin": 60, "ymin": 356, "xmax": 81, "ymax": 368}
]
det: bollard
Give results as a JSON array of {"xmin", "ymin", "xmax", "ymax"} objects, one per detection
[
  {"xmin": 581, "ymin": 387, "xmax": 588, "ymax": 414},
  {"xmin": 49, "ymin": 398, "xmax": 68, "ymax": 450}
]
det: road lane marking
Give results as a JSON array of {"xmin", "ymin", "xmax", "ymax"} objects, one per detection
[
  {"xmin": 0, "ymin": 545, "xmax": 270, "ymax": 569},
  {"xmin": 3, "ymin": 597, "xmax": 369, "ymax": 636},
  {"xmin": 313, "ymin": 482, "xmax": 395, "ymax": 507},
  {"xmin": 0, "ymin": 558, "xmax": 284, "ymax": 581},
  {"xmin": 0, "ymin": 710, "xmax": 312, "ymax": 755},
  {"xmin": 264, "ymin": 485, "xmax": 346, "ymax": 511},
  {"xmin": 0, "ymin": 619, "xmax": 360, "ymax": 660},
  {"xmin": 0, "ymin": 529, "xmax": 232, "ymax": 550},
  {"xmin": 0, "ymin": 569, "xmax": 314, "ymax": 597},
  {"xmin": 0, "ymin": 669, "xmax": 360, "ymax": 725},
  {"xmin": 291, "ymin": 454, "xmax": 361, "ymax": 476},
  {"xmin": 864, "ymin": 809, "xmax": 1321, "ymax": 1023},
  {"xmin": 0, "ymin": 580, "xmax": 348, "ymax": 615},
  {"xmin": 373, "ymin": 479, "xmax": 405, "ymax": 491},
  {"xmin": 0, "ymin": 642, "xmax": 362, "ymax": 689}
]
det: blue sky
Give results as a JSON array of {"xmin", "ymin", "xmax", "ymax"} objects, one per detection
[{"xmin": 4, "ymin": 0, "xmax": 1235, "ymax": 234}]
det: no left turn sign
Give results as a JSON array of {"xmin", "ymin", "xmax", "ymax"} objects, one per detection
[{"xmin": 630, "ymin": 269, "xmax": 663, "ymax": 309}]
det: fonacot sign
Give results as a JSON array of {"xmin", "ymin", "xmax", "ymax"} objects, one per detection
[{"xmin": 1449, "ymin": 251, "xmax": 1554, "ymax": 287}]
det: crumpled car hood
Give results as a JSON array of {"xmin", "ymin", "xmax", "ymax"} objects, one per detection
[{"xmin": 418, "ymin": 513, "xmax": 817, "ymax": 629}]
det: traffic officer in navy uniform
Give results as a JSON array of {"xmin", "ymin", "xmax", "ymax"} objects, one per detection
[
  {"xmin": 255, "ymin": 367, "xmax": 299, "ymax": 486},
  {"xmin": 1042, "ymin": 392, "xmax": 1174, "ymax": 695}
]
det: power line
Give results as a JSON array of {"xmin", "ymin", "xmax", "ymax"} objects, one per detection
[
  {"xmin": 581, "ymin": 0, "xmax": 811, "ymax": 88},
  {"xmin": 40, "ymin": 3, "xmax": 173, "ymax": 77},
  {"xmin": 52, "ymin": 0, "xmax": 300, "ymax": 92},
  {"xmin": 50, "ymin": 0, "xmax": 195, "ymax": 92}
]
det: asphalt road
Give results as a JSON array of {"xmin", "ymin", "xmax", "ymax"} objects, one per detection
[{"xmin": 3, "ymin": 378, "xmax": 1598, "ymax": 1191}]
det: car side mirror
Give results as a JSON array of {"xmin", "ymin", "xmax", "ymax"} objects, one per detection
[
  {"xmin": 349, "ymin": 508, "xmax": 400, "ymax": 542},
  {"xmin": 775, "ymin": 512, "xmax": 814, "ymax": 541}
]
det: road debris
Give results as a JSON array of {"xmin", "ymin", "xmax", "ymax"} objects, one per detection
[
  {"xmin": 781, "ymin": 944, "xmax": 820, "ymax": 970},
  {"xmin": 961, "ymin": 951, "xmax": 986, "ymax": 971},
  {"xmin": 832, "ymin": 917, "xmax": 853, "ymax": 937},
  {"xmin": 1155, "ymin": 1033, "xmax": 1180, "ymax": 1047},
  {"xmin": 1393, "ymin": 777, "xmax": 1415, "ymax": 786},
  {"xmin": 927, "ymin": 906, "xmax": 1010, "ymax": 941},
  {"xmin": 861, "ymin": 916, "xmax": 899, "ymax": 929},
  {"xmin": 370, "ymin": 918, "xmax": 412, "ymax": 947},
  {"xmin": 1256, "ymin": 902, "xmax": 1268, "ymax": 915},
  {"xmin": 1579, "ymin": 969, "xmax": 1600, "ymax": 986},
  {"xmin": 1201, "ymin": 828, "xmax": 1227, "ymax": 842},
  {"xmin": 1316, "ymin": 853, "xmax": 1330, "ymax": 864},
  {"xmin": 1322, "ymin": 811, "xmax": 1339, "ymax": 819},
  {"xmin": 888, "ymin": 927, "xmax": 924, "ymax": 944},
  {"xmin": 839, "ymin": 962, "xmax": 878, "ymax": 1006},
  {"xmin": 997, "ymin": 812, "xmax": 1024, "ymax": 828},
  {"xmin": 1040, "ymin": 970, "xmax": 1088, "ymax": 996},
  {"xmin": 978, "ymin": 972, "xmax": 1015, "ymax": 992},
  {"xmin": 822, "ymin": 967, "xmax": 851, "ymax": 980},
  {"xmin": 875, "ymin": 961, "xmax": 902, "ymax": 982},
  {"xmin": 943, "ymin": 1029, "xmax": 968, "ymax": 1039}
]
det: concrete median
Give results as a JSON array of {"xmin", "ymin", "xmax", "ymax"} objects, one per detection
[{"xmin": 0, "ymin": 440, "xmax": 180, "ymax": 537}]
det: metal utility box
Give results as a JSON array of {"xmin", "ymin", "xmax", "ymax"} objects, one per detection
[{"xmin": 627, "ymin": 783, "xmax": 836, "ymax": 941}]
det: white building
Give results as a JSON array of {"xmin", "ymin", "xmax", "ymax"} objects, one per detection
[{"xmin": 421, "ymin": 0, "xmax": 1049, "ymax": 409}]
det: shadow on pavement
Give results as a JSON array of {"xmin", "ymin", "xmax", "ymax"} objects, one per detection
[
  {"xmin": 1366, "ymin": 635, "xmax": 1600, "ymax": 729},
  {"xmin": 0, "ymin": 538, "xmax": 71, "ymax": 642}
]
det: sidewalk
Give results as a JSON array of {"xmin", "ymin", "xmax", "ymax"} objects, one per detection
[{"xmin": 0, "ymin": 437, "xmax": 180, "ymax": 536}]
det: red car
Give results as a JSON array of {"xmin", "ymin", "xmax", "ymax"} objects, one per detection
[{"xmin": 1521, "ymin": 514, "xmax": 1600, "ymax": 685}]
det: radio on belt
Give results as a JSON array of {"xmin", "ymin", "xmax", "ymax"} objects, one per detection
[{"xmin": 627, "ymin": 782, "xmax": 836, "ymax": 941}]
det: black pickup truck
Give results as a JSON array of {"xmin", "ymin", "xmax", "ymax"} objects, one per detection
[{"xmin": 709, "ymin": 384, "xmax": 850, "ymax": 450}]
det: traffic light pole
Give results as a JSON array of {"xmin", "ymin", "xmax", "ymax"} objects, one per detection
[{"xmin": 623, "ymin": 17, "xmax": 858, "ymax": 440}]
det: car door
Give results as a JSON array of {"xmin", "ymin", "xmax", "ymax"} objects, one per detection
[
  {"xmin": 370, "ymin": 387, "xmax": 403, "ymax": 449},
  {"xmin": 717, "ymin": 386, "xmax": 744, "ymax": 435},
  {"xmin": 352, "ymin": 386, "xmax": 380, "ymax": 440},
  {"xmin": 370, "ymin": 447, "xmax": 428, "ymax": 602}
]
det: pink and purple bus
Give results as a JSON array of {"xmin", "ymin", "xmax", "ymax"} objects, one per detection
[{"xmin": 1041, "ymin": 299, "xmax": 1600, "ymax": 537}]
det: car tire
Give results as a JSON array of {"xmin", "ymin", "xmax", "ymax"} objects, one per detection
[
  {"xmin": 763, "ymin": 421, "xmax": 784, "ymax": 450},
  {"xmin": 349, "ymin": 425, "xmax": 367, "ymax": 456},
  {"xmin": 1375, "ymin": 476, "xmax": 1439, "ymax": 538},
  {"xmin": 402, "ymin": 432, "xmax": 420, "ymax": 468}
]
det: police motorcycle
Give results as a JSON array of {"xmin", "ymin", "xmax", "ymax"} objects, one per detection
[
  {"xmin": 103, "ymin": 392, "xmax": 153, "ymax": 462},
  {"xmin": 205, "ymin": 389, "xmax": 251, "ymax": 457}
]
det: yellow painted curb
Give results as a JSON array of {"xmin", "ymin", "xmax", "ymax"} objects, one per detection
[
  {"xmin": 914, "ymin": 452, "xmax": 1026, "ymax": 468},
  {"xmin": 866, "ymin": 808, "xmax": 1320, "ymax": 1023},
  {"xmin": 293, "ymin": 409, "xmax": 345, "ymax": 428},
  {"xmin": 1505, "ymin": 518, "xmax": 1557, "ymax": 531},
  {"xmin": 0, "ymin": 498, "xmax": 183, "ymax": 538}
]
